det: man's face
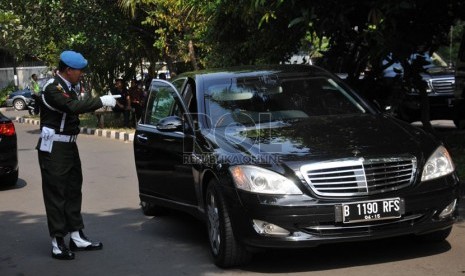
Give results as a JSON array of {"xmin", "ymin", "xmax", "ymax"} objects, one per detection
[
  {"xmin": 115, "ymin": 81, "xmax": 123, "ymax": 90},
  {"xmin": 64, "ymin": 68, "xmax": 83, "ymax": 85}
]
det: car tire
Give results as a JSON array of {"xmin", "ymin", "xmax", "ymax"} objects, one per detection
[
  {"xmin": 416, "ymin": 227, "xmax": 452, "ymax": 242},
  {"xmin": 205, "ymin": 179, "xmax": 252, "ymax": 268},
  {"xmin": 13, "ymin": 99, "xmax": 26, "ymax": 111},
  {"xmin": 140, "ymin": 200, "xmax": 168, "ymax": 216},
  {"xmin": 4, "ymin": 170, "xmax": 18, "ymax": 186}
]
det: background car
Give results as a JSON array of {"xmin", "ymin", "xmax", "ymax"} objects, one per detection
[
  {"xmin": 133, "ymin": 65, "xmax": 460, "ymax": 268},
  {"xmin": 382, "ymin": 53, "xmax": 455, "ymax": 122},
  {"xmin": 5, "ymin": 77, "xmax": 52, "ymax": 111},
  {"xmin": 5, "ymin": 89, "xmax": 34, "ymax": 111},
  {"xmin": 0, "ymin": 110, "xmax": 18, "ymax": 186}
]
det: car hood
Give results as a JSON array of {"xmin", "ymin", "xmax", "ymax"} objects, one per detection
[
  {"xmin": 422, "ymin": 66, "xmax": 454, "ymax": 79},
  {"xmin": 9, "ymin": 89, "xmax": 32, "ymax": 97},
  {"xmin": 205, "ymin": 114, "xmax": 436, "ymax": 167}
]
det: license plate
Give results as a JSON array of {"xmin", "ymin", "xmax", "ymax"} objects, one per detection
[{"xmin": 335, "ymin": 198, "xmax": 404, "ymax": 224}]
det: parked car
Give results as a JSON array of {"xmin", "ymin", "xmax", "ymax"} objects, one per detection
[
  {"xmin": 382, "ymin": 53, "xmax": 456, "ymax": 122},
  {"xmin": 5, "ymin": 89, "xmax": 34, "ymax": 111},
  {"xmin": 133, "ymin": 64, "xmax": 461, "ymax": 268},
  {"xmin": 0, "ymin": 111, "xmax": 18, "ymax": 186},
  {"xmin": 5, "ymin": 77, "xmax": 52, "ymax": 111}
]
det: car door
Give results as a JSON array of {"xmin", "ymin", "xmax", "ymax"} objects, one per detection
[{"xmin": 133, "ymin": 80, "xmax": 197, "ymax": 206}]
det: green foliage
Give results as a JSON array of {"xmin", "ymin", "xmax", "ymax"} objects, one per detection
[
  {"xmin": 79, "ymin": 113, "xmax": 135, "ymax": 130},
  {"xmin": 0, "ymin": 0, "xmax": 157, "ymax": 94},
  {"xmin": 0, "ymin": 82, "xmax": 15, "ymax": 106},
  {"xmin": 437, "ymin": 21, "xmax": 465, "ymax": 66},
  {"xmin": 2, "ymin": 0, "xmax": 465, "ymax": 97},
  {"xmin": 204, "ymin": 0, "xmax": 306, "ymax": 66}
]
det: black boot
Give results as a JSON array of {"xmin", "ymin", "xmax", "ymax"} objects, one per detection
[
  {"xmin": 69, "ymin": 230, "xmax": 103, "ymax": 251},
  {"xmin": 52, "ymin": 237, "xmax": 75, "ymax": 260}
]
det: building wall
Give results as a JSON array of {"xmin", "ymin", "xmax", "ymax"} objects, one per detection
[{"xmin": 0, "ymin": 66, "xmax": 49, "ymax": 90}]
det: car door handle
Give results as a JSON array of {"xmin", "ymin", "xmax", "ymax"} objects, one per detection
[{"xmin": 136, "ymin": 134, "xmax": 148, "ymax": 143}]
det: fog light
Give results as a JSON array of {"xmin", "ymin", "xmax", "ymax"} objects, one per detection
[
  {"xmin": 252, "ymin": 219, "xmax": 290, "ymax": 236},
  {"xmin": 439, "ymin": 199, "xmax": 457, "ymax": 219}
]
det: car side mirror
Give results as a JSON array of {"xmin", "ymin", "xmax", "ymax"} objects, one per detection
[
  {"xmin": 372, "ymin": 100, "xmax": 393, "ymax": 115},
  {"xmin": 156, "ymin": 116, "xmax": 184, "ymax": 132}
]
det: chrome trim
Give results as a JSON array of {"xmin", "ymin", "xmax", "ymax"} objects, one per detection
[
  {"xmin": 300, "ymin": 156, "xmax": 417, "ymax": 197},
  {"xmin": 304, "ymin": 214, "xmax": 424, "ymax": 231},
  {"xmin": 429, "ymin": 77, "xmax": 455, "ymax": 94}
]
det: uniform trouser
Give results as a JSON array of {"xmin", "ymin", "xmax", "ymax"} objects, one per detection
[{"xmin": 37, "ymin": 140, "xmax": 84, "ymax": 237}]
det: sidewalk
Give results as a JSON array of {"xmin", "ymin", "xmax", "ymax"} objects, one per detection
[{"xmin": 1, "ymin": 107, "xmax": 134, "ymax": 143}]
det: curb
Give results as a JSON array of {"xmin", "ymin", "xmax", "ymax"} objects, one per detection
[{"xmin": 14, "ymin": 117, "xmax": 134, "ymax": 143}]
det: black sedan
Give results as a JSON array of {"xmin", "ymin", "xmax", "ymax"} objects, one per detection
[
  {"xmin": 0, "ymin": 111, "xmax": 18, "ymax": 186},
  {"xmin": 133, "ymin": 65, "xmax": 461, "ymax": 268}
]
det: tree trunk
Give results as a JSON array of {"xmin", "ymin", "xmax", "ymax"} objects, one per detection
[{"xmin": 188, "ymin": 40, "xmax": 199, "ymax": 71}]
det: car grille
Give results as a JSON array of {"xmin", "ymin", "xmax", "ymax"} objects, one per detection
[
  {"xmin": 300, "ymin": 157, "xmax": 417, "ymax": 197},
  {"xmin": 429, "ymin": 78, "xmax": 454, "ymax": 94}
]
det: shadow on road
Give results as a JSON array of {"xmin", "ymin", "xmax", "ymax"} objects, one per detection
[
  {"xmin": 242, "ymin": 236, "xmax": 452, "ymax": 273},
  {"xmin": 0, "ymin": 203, "xmax": 461, "ymax": 275},
  {"xmin": 0, "ymin": 179, "xmax": 27, "ymax": 191}
]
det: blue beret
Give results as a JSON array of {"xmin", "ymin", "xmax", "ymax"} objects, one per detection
[{"xmin": 60, "ymin": 50, "xmax": 88, "ymax": 69}]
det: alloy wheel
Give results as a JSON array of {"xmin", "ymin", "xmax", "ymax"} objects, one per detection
[
  {"xmin": 207, "ymin": 190, "xmax": 221, "ymax": 255},
  {"xmin": 13, "ymin": 99, "xmax": 25, "ymax": 110}
]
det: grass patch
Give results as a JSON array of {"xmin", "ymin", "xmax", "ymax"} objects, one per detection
[
  {"xmin": 27, "ymin": 112, "xmax": 135, "ymax": 133},
  {"xmin": 79, "ymin": 113, "xmax": 135, "ymax": 132}
]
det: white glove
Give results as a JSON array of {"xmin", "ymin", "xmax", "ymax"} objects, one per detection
[
  {"xmin": 41, "ymin": 126, "xmax": 55, "ymax": 141},
  {"xmin": 100, "ymin": 95, "xmax": 117, "ymax": 107}
]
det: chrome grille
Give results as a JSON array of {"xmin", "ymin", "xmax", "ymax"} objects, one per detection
[
  {"xmin": 430, "ymin": 78, "xmax": 454, "ymax": 94},
  {"xmin": 300, "ymin": 157, "xmax": 417, "ymax": 197}
]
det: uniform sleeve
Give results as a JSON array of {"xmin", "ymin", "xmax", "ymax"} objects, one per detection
[{"xmin": 43, "ymin": 83, "xmax": 103, "ymax": 114}]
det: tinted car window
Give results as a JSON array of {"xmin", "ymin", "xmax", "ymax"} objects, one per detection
[
  {"xmin": 144, "ymin": 85, "xmax": 176, "ymax": 125},
  {"xmin": 205, "ymin": 74, "xmax": 366, "ymax": 127}
]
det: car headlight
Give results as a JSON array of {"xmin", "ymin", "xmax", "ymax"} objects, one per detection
[
  {"xmin": 421, "ymin": 146, "xmax": 455, "ymax": 181},
  {"xmin": 229, "ymin": 165, "xmax": 302, "ymax": 195}
]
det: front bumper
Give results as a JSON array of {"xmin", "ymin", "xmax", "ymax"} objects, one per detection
[
  {"xmin": 222, "ymin": 175, "xmax": 461, "ymax": 249},
  {"xmin": 401, "ymin": 94, "xmax": 455, "ymax": 120}
]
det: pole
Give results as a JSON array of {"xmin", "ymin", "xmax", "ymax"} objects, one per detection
[
  {"xmin": 13, "ymin": 54, "xmax": 18, "ymax": 89},
  {"xmin": 450, "ymin": 26, "xmax": 453, "ymax": 67}
]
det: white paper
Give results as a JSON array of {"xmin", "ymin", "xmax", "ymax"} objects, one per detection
[
  {"xmin": 40, "ymin": 137, "xmax": 53, "ymax": 153},
  {"xmin": 39, "ymin": 127, "xmax": 55, "ymax": 153}
]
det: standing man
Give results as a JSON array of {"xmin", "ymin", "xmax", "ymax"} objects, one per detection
[
  {"xmin": 128, "ymin": 79, "xmax": 144, "ymax": 126},
  {"xmin": 37, "ymin": 50, "xmax": 117, "ymax": 260},
  {"xmin": 30, "ymin": 74, "xmax": 41, "ymax": 114},
  {"xmin": 110, "ymin": 78, "xmax": 131, "ymax": 128}
]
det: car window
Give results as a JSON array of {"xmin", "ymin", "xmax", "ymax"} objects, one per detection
[
  {"xmin": 205, "ymin": 74, "xmax": 366, "ymax": 128},
  {"xmin": 144, "ymin": 84, "xmax": 176, "ymax": 126},
  {"xmin": 172, "ymin": 78, "xmax": 187, "ymax": 92}
]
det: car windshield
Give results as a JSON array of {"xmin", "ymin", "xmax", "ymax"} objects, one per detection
[
  {"xmin": 383, "ymin": 52, "xmax": 449, "ymax": 76},
  {"xmin": 204, "ymin": 73, "xmax": 367, "ymax": 128}
]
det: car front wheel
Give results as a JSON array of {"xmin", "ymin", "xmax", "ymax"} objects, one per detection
[
  {"xmin": 205, "ymin": 179, "xmax": 252, "ymax": 268},
  {"xmin": 13, "ymin": 99, "xmax": 26, "ymax": 111},
  {"xmin": 3, "ymin": 170, "xmax": 18, "ymax": 186}
]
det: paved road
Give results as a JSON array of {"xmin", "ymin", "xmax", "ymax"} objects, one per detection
[{"xmin": 1, "ymin": 113, "xmax": 464, "ymax": 276}]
